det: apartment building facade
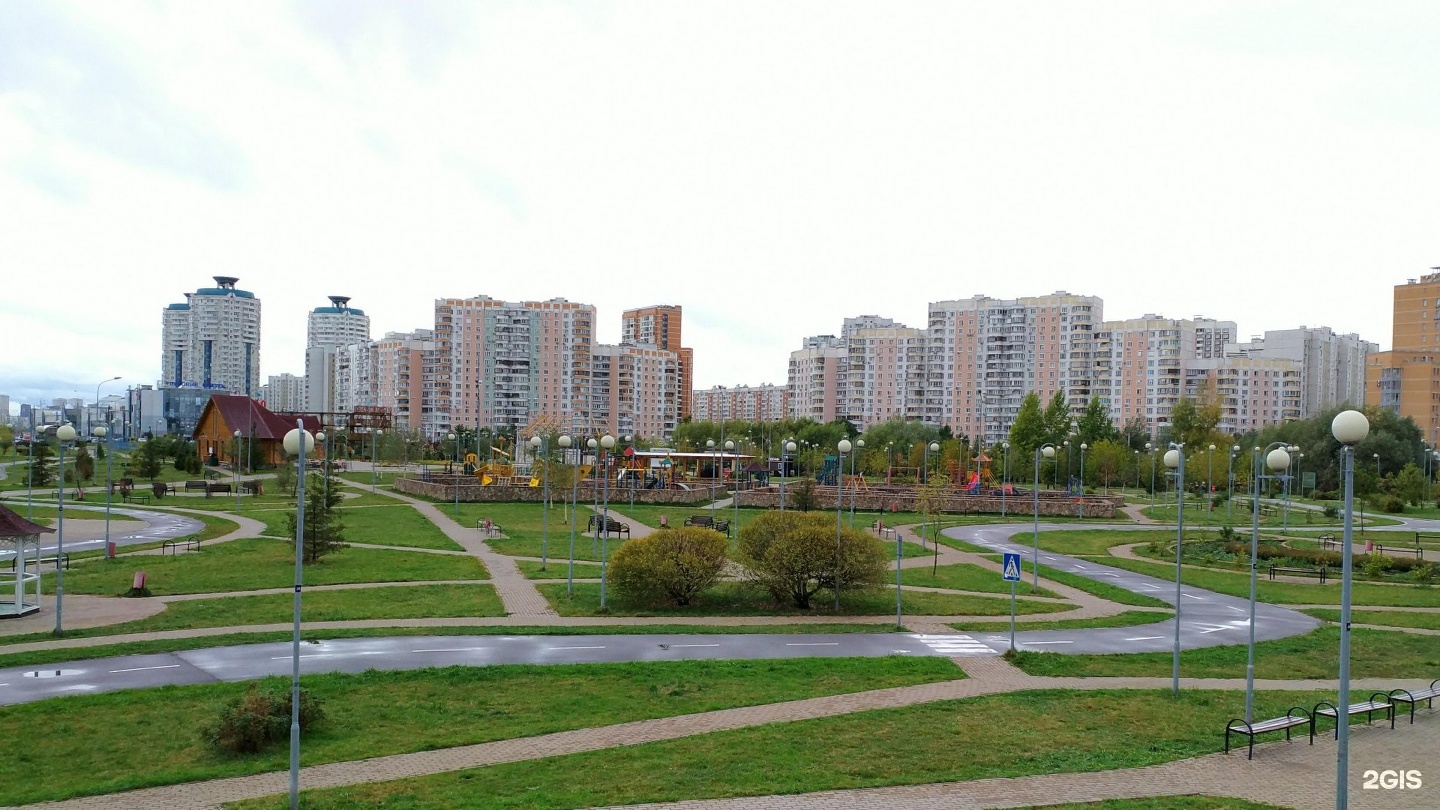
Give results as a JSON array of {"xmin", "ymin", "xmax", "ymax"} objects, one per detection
[
  {"xmin": 374, "ymin": 329, "xmax": 437, "ymax": 435},
  {"xmin": 1367, "ymin": 273, "xmax": 1440, "ymax": 444},
  {"xmin": 1093, "ymin": 316, "xmax": 1237, "ymax": 435},
  {"xmin": 592, "ymin": 343, "xmax": 680, "ymax": 439},
  {"xmin": 1229, "ymin": 326, "xmax": 1373, "ymax": 417},
  {"xmin": 621, "ymin": 305, "xmax": 693, "ymax": 420},
  {"xmin": 692, "ymin": 384, "xmax": 789, "ymax": 422},
  {"xmin": 159, "ymin": 276, "xmax": 262, "ymax": 395},
  {"xmin": 787, "ymin": 335, "xmax": 845, "ymax": 423},
  {"xmin": 260, "ymin": 373, "xmax": 307, "ymax": 413},
  {"xmin": 305, "ymin": 296, "xmax": 370, "ymax": 413},
  {"xmin": 840, "ymin": 322, "xmax": 926, "ymax": 431}
]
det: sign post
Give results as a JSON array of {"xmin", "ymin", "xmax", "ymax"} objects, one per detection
[{"xmin": 1002, "ymin": 552, "xmax": 1022, "ymax": 652}]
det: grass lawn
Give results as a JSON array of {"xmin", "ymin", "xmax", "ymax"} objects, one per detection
[
  {"xmin": 900, "ymin": 563, "xmax": 1061, "ymax": 598},
  {"xmin": 1095, "ymin": 554, "xmax": 1440, "ymax": 607},
  {"xmin": 3, "ymin": 585, "xmax": 504, "ymax": 645},
  {"xmin": 0, "ymin": 624, "xmax": 906, "ymax": 669},
  {"xmin": 950, "ymin": 610, "xmax": 1172, "ymax": 632},
  {"xmin": 1305, "ymin": 608, "xmax": 1440, "ymax": 631},
  {"xmin": 338, "ymin": 505, "xmax": 463, "ymax": 551},
  {"xmin": 336, "ymin": 471, "xmax": 411, "ymax": 487},
  {"xmin": 44, "ymin": 537, "xmax": 486, "ymax": 596},
  {"xmin": 1, "ymin": 656, "xmax": 960, "ymax": 806},
  {"xmin": 1013, "ymin": 626, "xmax": 1440, "ymax": 679},
  {"xmin": 229, "ymin": 689, "xmax": 1323, "ymax": 810},
  {"xmin": 539, "ymin": 581, "xmax": 1069, "ymax": 618},
  {"xmin": 1035, "ymin": 530, "xmax": 1194, "ymax": 556},
  {"xmin": 514, "ymin": 559, "xmax": 603, "ymax": 579}
]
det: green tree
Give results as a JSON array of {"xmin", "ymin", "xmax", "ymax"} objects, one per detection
[
  {"xmin": 1077, "ymin": 397, "xmax": 1116, "ymax": 444},
  {"xmin": 27, "ymin": 441, "xmax": 54, "ymax": 487},
  {"xmin": 609, "ymin": 527, "xmax": 729, "ymax": 606},
  {"xmin": 72, "ymin": 446, "xmax": 95, "ymax": 484},
  {"xmin": 0, "ymin": 424, "xmax": 13, "ymax": 456},
  {"xmin": 789, "ymin": 478, "xmax": 818, "ymax": 512},
  {"xmin": 737, "ymin": 512, "xmax": 888, "ymax": 609},
  {"xmin": 285, "ymin": 472, "xmax": 347, "ymax": 563},
  {"xmin": 134, "ymin": 439, "xmax": 165, "ymax": 481},
  {"xmin": 1042, "ymin": 391, "xmax": 1071, "ymax": 445},
  {"xmin": 1393, "ymin": 462, "xmax": 1429, "ymax": 506},
  {"xmin": 274, "ymin": 460, "xmax": 297, "ymax": 494},
  {"xmin": 1007, "ymin": 392, "xmax": 1047, "ymax": 456},
  {"xmin": 1087, "ymin": 438, "xmax": 1129, "ymax": 492}
]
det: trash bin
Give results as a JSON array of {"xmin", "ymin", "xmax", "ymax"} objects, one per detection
[
  {"xmin": 106, "ymin": 542, "xmax": 117, "ymax": 557},
  {"xmin": 660, "ymin": 515, "xmax": 668, "ymax": 527}
]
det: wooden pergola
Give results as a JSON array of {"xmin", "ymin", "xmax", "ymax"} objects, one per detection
[{"xmin": 0, "ymin": 505, "xmax": 51, "ymax": 619}]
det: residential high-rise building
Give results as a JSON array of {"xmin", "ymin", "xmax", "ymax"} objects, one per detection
[
  {"xmin": 693, "ymin": 384, "xmax": 789, "ymax": 422},
  {"xmin": 1367, "ymin": 272, "xmax": 1440, "ymax": 444},
  {"xmin": 787, "ymin": 335, "xmax": 846, "ymax": 423},
  {"xmin": 1093, "ymin": 315, "xmax": 1238, "ymax": 436},
  {"xmin": 1185, "ymin": 356, "xmax": 1302, "ymax": 434},
  {"xmin": 159, "ymin": 276, "xmax": 261, "ymax": 395},
  {"xmin": 333, "ymin": 340, "xmax": 378, "ymax": 414},
  {"xmin": 376, "ymin": 329, "xmax": 437, "ymax": 435},
  {"xmin": 260, "ymin": 373, "xmax": 307, "ymax": 413},
  {"xmin": 305, "ymin": 296, "xmax": 370, "ymax": 413},
  {"xmin": 926, "ymin": 292, "xmax": 1102, "ymax": 445},
  {"xmin": 592, "ymin": 344, "xmax": 680, "ymax": 439},
  {"xmin": 1229, "ymin": 326, "xmax": 1374, "ymax": 417},
  {"xmin": 622, "ymin": 305, "xmax": 693, "ymax": 420},
  {"xmin": 840, "ymin": 319, "xmax": 927, "ymax": 431}
]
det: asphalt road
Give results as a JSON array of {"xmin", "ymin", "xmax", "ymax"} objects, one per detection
[{"xmin": 0, "ymin": 497, "xmax": 205, "ymax": 554}]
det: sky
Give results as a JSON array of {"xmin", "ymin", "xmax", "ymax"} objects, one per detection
[{"xmin": 4, "ymin": 0, "xmax": 1439, "ymax": 414}]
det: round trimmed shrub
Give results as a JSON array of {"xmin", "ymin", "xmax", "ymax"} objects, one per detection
[{"xmin": 608, "ymin": 526, "xmax": 730, "ymax": 606}]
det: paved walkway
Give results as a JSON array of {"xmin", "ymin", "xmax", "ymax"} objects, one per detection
[{"xmin": 20, "ymin": 656, "xmax": 1437, "ymax": 809}]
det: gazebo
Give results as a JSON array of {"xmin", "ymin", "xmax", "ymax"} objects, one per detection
[{"xmin": 0, "ymin": 504, "xmax": 52, "ymax": 619}]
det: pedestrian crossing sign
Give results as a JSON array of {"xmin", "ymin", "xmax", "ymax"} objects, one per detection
[{"xmin": 1002, "ymin": 552, "xmax": 1022, "ymax": 582}]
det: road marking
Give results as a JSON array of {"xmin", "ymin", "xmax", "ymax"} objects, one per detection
[
  {"xmin": 1181, "ymin": 593, "xmax": 1205, "ymax": 600},
  {"xmin": 1043, "ymin": 556, "xmax": 1057, "ymax": 561},
  {"xmin": 412, "ymin": 647, "xmax": 489, "ymax": 653},
  {"xmin": 108, "ymin": 664, "xmax": 181, "ymax": 674},
  {"xmin": 786, "ymin": 642, "xmax": 839, "ymax": 646},
  {"xmin": 1125, "ymin": 636, "xmax": 1165, "ymax": 641},
  {"xmin": 912, "ymin": 634, "xmax": 996, "ymax": 657},
  {"xmin": 547, "ymin": 645, "xmax": 606, "ymax": 650},
  {"xmin": 1022, "ymin": 640, "xmax": 1073, "ymax": 645},
  {"xmin": 269, "ymin": 651, "xmax": 388, "ymax": 660},
  {"xmin": 666, "ymin": 643, "xmax": 721, "ymax": 648}
]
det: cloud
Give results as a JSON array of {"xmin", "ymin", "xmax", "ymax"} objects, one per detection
[{"xmin": 8, "ymin": 153, "xmax": 89, "ymax": 203}]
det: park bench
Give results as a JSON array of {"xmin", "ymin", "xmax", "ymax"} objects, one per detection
[
  {"xmin": 1372, "ymin": 542, "xmax": 1424, "ymax": 561},
  {"xmin": 1311, "ymin": 695, "xmax": 1395, "ymax": 743},
  {"xmin": 1319, "ymin": 533, "xmax": 1337, "ymax": 551},
  {"xmin": 1388, "ymin": 680, "xmax": 1440, "ymax": 724},
  {"xmin": 872, "ymin": 521, "xmax": 896, "ymax": 541},
  {"xmin": 1224, "ymin": 706, "xmax": 1313, "ymax": 759},
  {"xmin": 7, "ymin": 553, "xmax": 68, "ymax": 572},
  {"xmin": 205, "ymin": 483, "xmax": 231, "ymax": 497},
  {"xmin": 162, "ymin": 535, "xmax": 202, "ymax": 555},
  {"xmin": 683, "ymin": 515, "xmax": 730, "ymax": 535},
  {"xmin": 587, "ymin": 515, "xmax": 631, "ymax": 539},
  {"xmin": 183, "ymin": 480, "xmax": 209, "ymax": 492},
  {"xmin": 125, "ymin": 491, "xmax": 151, "ymax": 505},
  {"xmin": 476, "ymin": 518, "xmax": 501, "ymax": 537},
  {"xmin": 1269, "ymin": 564, "xmax": 1327, "ymax": 584},
  {"xmin": 240, "ymin": 480, "xmax": 263, "ymax": 495}
]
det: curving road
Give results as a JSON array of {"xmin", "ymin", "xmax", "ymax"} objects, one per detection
[{"xmin": 1, "ymin": 496, "xmax": 206, "ymax": 554}]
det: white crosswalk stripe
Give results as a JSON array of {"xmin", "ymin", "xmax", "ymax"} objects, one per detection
[{"xmin": 909, "ymin": 633, "xmax": 998, "ymax": 657}]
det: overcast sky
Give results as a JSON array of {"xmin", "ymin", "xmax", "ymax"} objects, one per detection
[{"xmin": 4, "ymin": 1, "xmax": 1437, "ymax": 414}]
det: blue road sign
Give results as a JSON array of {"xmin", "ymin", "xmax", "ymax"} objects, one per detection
[{"xmin": 1002, "ymin": 552, "xmax": 1022, "ymax": 582}]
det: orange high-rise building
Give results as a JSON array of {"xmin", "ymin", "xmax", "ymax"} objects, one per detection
[
  {"xmin": 621, "ymin": 305, "xmax": 693, "ymax": 420},
  {"xmin": 1367, "ymin": 272, "xmax": 1440, "ymax": 445}
]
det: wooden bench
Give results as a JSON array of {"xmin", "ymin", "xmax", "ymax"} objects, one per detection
[
  {"xmin": 1388, "ymin": 680, "xmax": 1440, "ymax": 724},
  {"xmin": 683, "ymin": 515, "xmax": 729, "ymax": 535},
  {"xmin": 1269, "ymin": 564, "xmax": 1327, "ymax": 584},
  {"xmin": 1373, "ymin": 543, "xmax": 1424, "ymax": 561},
  {"xmin": 1319, "ymin": 533, "xmax": 1338, "ymax": 551},
  {"xmin": 7, "ymin": 553, "xmax": 69, "ymax": 572},
  {"xmin": 205, "ymin": 483, "xmax": 231, "ymax": 497},
  {"xmin": 871, "ymin": 522, "xmax": 896, "ymax": 541},
  {"xmin": 240, "ymin": 480, "xmax": 263, "ymax": 495},
  {"xmin": 1225, "ymin": 706, "xmax": 1313, "ymax": 759},
  {"xmin": 183, "ymin": 480, "xmax": 209, "ymax": 492},
  {"xmin": 161, "ymin": 535, "xmax": 202, "ymax": 555},
  {"xmin": 1311, "ymin": 695, "xmax": 1395, "ymax": 742},
  {"xmin": 588, "ymin": 515, "xmax": 631, "ymax": 539}
]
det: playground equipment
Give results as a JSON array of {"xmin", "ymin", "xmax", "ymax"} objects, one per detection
[{"xmin": 817, "ymin": 455, "xmax": 840, "ymax": 486}]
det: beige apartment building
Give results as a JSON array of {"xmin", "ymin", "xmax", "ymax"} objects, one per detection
[
  {"xmin": 788, "ymin": 335, "xmax": 845, "ymax": 423},
  {"xmin": 375, "ymin": 329, "xmax": 436, "ymax": 434},
  {"xmin": 693, "ymin": 384, "xmax": 789, "ymax": 422},
  {"xmin": 1367, "ymin": 273, "xmax": 1440, "ymax": 444},
  {"xmin": 622, "ymin": 305, "xmax": 693, "ymax": 420}
]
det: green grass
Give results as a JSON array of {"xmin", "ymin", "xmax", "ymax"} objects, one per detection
[
  {"xmin": 230, "ymin": 689, "xmax": 1324, "ymax": 810},
  {"xmin": 539, "ymin": 581, "xmax": 1070, "ymax": 618},
  {"xmin": 1305, "ymin": 608, "xmax": 1440, "ymax": 631},
  {"xmin": 338, "ymin": 505, "xmax": 463, "ymax": 551},
  {"xmin": 1013, "ymin": 626, "xmax": 1440, "ymax": 679},
  {"xmin": 514, "ymin": 559, "xmax": 603, "ymax": 579},
  {"xmin": 1, "ymin": 656, "xmax": 960, "ymax": 806},
  {"xmin": 0, "ymin": 624, "xmax": 904, "ymax": 669},
  {"xmin": 43, "ymin": 537, "xmax": 486, "ymax": 596},
  {"xmin": 950, "ymin": 610, "xmax": 1172, "ymax": 632},
  {"xmin": 900, "ymin": 563, "xmax": 1061, "ymax": 598},
  {"xmin": 1095, "ymin": 554, "xmax": 1440, "ymax": 607},
  {"xmin": 1035, "ymin": 530, "xmax": 1192, "ymax": 556}
]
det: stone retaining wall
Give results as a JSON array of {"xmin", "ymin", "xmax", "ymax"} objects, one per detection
[
  {"xmin": 395, "ymin": 477, "xmax": 716, "ymax": 504},
  {"xmin": 735, "ymin": 488, "xmax": 1121, "ymax": 518}
]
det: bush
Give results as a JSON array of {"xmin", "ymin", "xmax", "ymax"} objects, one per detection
[
  {"xmin": 789, "ymin": 478, "xmax": 818, "ymax": 512},
  {"xmin": 737, "ymin": 511, "xmax": 887, "ymax": 609},
  {"xmin": 1322, "ymin": 505, "xmax": 1338, "ymax": 519},
  {"xmin": 608, "ymin": 527, "xmax": 729, "ymax": 606},
  {"xmin": 1383, "ymin": 496, "xmax": 1406, "ymax": 514},
  {"xmin": 1363, "ymin": 553, "xmax": 1391, "ymax": 579},
  {"xmin": 204, "ymin": 684, "xmax": 325, "ymax": 755}
]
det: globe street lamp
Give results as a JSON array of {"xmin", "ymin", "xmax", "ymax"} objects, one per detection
[
  {"xmin": 850, "ymin": 438, "xmax": 865, "ymax": 528},
  {"xmin": 371, "ymin": 428, "xmax": 383, "ymax": 493},
  {"xmin": 1245, "ymin": 442, "xmax": 1292, "ymax": 723},
  {"xmin": 93, "ymin": 425, "xmax": 115, "ymax": 558},
  {"xmin": 924, "ymin": 441, "xmax": 939, "ymax": 546},
  {"xmin": 1077, "ymin": 442, "xmax": 1088, "ymax": 517},
  {"xmin": 559, "ymin": 434, "xmax": 577, "ymax": 595},
  {"xmin": 1001, "ymin": 441, "xmax": 1010, "ymax": 518},
  {"xmin": 1032, "ymin": 444, "xmax": 1056, "ymax": 590},
  {"xmin": 53, "ymin": 422, "xmax": 77, "ymax": 634},
  {"xmin": 725, "ymin": 439, "xmax": 739, "ymax": 542},
  {"xmin": 530, "ymin": 435, "xmax": 549, "ymax": 570},
  {"xmin": 780, "ymin": 440, "xmax": 796, "ymax": 511},
  {"xmin": 1331, "ymin": 409, "xmax": 1369, "ymax": 810},
  {"xmin": 1281, "ymin": 445, "xmax": 1300, "ymax": 533},
  {"xmin": 624, "ymin": 435, "xmax": 634, "ymax": 510},
  {"xmin": 599, "ymin": 434, "xmax": 616, "ymax": 609},
  {"xmin": 835, "ymin": 438, "xmax": 851, "ymax": 610},
  {"xmin": 232, "ymin": 429, "xmax": 243, "ymax": 510},
  {"xmin": 1061, "ymin": 440, "xmax": 1070, "ymax": 491},
  {"xmin": 588, "ymin": 438, "xmax": 600, "ymax": 546},
  {"xmin": 281, "ymin": 422, "xmax": 314, "ymax": 810},
  {"xmin": 1228, "ymin": 445, "xmax": 1240, "ymax": 522},
  {"xmin": 1146, "ymin": 442, "xmax": 1157, "ymax": 510},
  {"xmin": 1207, "ymin": 444, "xmax": 1216, "ymax": 524},
  {"xmin": 706, "ymin": 439, "xmax": 718, "ymax": 521},
  {"xmin": 1163, "ymin": 444, "xmax": 1185, "ymax": 696}
]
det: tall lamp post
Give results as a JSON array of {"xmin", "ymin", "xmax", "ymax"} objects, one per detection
[
  {"xmin": 559, "ymin": 434, "xmax": 577, "ymax": 595},
  {"xmin": 835, "ymin": 438, "xmax": 851, "ymax": 610},
  {"xmin": 1146, "ymin": 442, "xmax": 1157, "ymax": 510},
  {"xmin": 371, "ymin": 428, "xmax": 383, "ymax": 493},
  {"xmin": 530, "ymin": 435, "xmax": 549, "ymax": 570},
  {"xmin": 53, "ymin": 422, "xmax": 76, "ymax": 634},
  {"xmin": 448, "ymin": 433, "xmax": 460, "ymax": 518},
  {"xmin": 93, "ymin": 376, "xmax": 121, "ymax": 437},
  {"xmin": 726, "ymin": 439, "xmax": 739, "ymax": 541},
  {"xmin": 780, "ymin": 439, "xmax": 796, "ymax": 510},
  {"xmin": 1331, "ymin": 409, "xmax": 1370, "ymax": 810},
  {"xmin": 233, "ymin": 429, "xmax": 243, "ymax": 510},
  {"xmin": 1077, "ymin": 442, "xmax": 1088, "ymax": 517},
  {"xmin": 1245, "ymin": 442, "xmax": 1292, "ymax": 722},
  {"xmin": 1001, "ymin": 441, "xmax": 1010, "ymax": 518},
  {"xmin": 624, "ymin": 435, "xmax": 634, "ymax": 510},
  {"xmin": 282, "ymin": 422, "xmax": 314, "ymax": 810},
  {"xmin": 1281, "ymin": 445, "xmax": 1300, "ymax": 532},
  {"xmin": 1228, "ymin": 445, "xmax": 1240, "ymax": 522},
  {"xmin": 1207, "ymin": 444, "xmax": 1216, "ymax": 524},
  {"xmin": 850, "ymin": 438, "xmax": 864, "ymax": 528},
  {"xmin": 706, "ymin": 439, "xmax": 717, "ymax": 521},
  {"xmin": 93, "ymin": 424, "xmax": 114, "ymax": 558},
  {"xmin": 1163, "ymin": 444, "xmax": 1185, "ymax": 696},
  {"xmin": 1031, "ymin": 443, "xmax": 1056, "ymax": 591},
  {"xmin": 599, "ymin": 434, "xmax": 615, "ymax": 609}
]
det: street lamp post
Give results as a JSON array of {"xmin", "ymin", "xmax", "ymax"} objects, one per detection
[
  {"xmin": 93, "ymin": 425, "xmax": 114, "ymax": 558},
  {"xmin": 233, "ymin": 429, "xmax": 243, "ymax": 510},
  {"xmin": 588, "ymin": 438, "xmax": 600, "ymax": 552},
  {"xmin": 835, "ymin": 439, "xmax": 851, "ymax": 611},
  {"xmin": 599, "ymin": 434, "xmax": 615, "ymax": 609},
  {"xmin": 1146, "ymin": 442, "xmax": 1156, "ymax": 510},
  {"xmin": 448, "ymin": 433, "xmax": 459, "ymax": 518},
  {"xmin": 706, "ymin": 439, "xmax": 717, "ymax": 521},
  {"xmin": 282, "ymin": 422, "xmax": 314, "ymax": 810},
  {"xmin": 1228, "ymin": 445, "xmax": 1240, "ymax": 522},
  {"xmin": 371, "ymin": 429, "xmax": 383, "ymax": 493},
  {"xmin": 1281, "ymin": 445, "xmax": 1300, "ymax": 533},
  {"xmin": 1246, "ymin": 442, "xmax": 1292, "ymax": 722},
  {"xmin": 625, "ymin": 435, "xmax": 634, "ymax": 510},
  {"xmin": 93, "ymin": 376, "xmax": 120, "ymax": 438},
  {"xmin": 780, "ymin": 439, "xmax": 796, "ymax": 510},
  {"xmin": 1001, "ymin": 441, "xmax": 1010, "ymax": 518},
  {"xmin": 726, "ymin": 439, "xmax": 739, "ymax": 542},
  {"xmin": 560, "ymin": 435, "xmax": 576, "ymax": 595},
  {"xmin": 1032, "ymin": 444, "xmax": 1056, "ymax": 591},
  {"xmin": 1077, "ymin": 442, "xmax": 1087, "ymax": 517},
  {"xmin": 1207, "ymin": 444, "xmax": 1216, "ymax": 524},
  {"xmin": 1331, "ymin": 409, "xmax": 1370, "ymax": 810},
  {"xmin": 53, "ymin": 422, "xmax": 76, "ymax": 634},
  {"xmin": 850, "ymin": 438, "xmax": 864, "ymax": 528},
  {"xmin": 923, "ymin": 441, "xmax": 939, "ymax": 546},
  {"xmin": 530, "ymin": 435, "xmax": 548, "ymax": 570},
  {"xmin": 1163, "ymin": 444, "xmax": 1185, "ymax": 696}
]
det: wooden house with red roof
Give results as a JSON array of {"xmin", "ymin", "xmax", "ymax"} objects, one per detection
[{"xmin": 191, "ymin": 395, "xmax": 324, "ymax": 467}]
